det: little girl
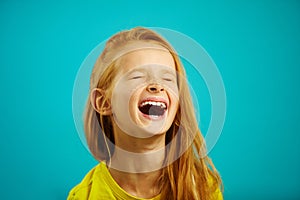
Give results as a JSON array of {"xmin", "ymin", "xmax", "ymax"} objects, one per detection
[{"xmin": 68, "ymin": 27, "xmax": 223, "ymax": 200}]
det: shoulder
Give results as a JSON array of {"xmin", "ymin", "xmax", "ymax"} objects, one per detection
[
  {"xmin": 212, "ymin": 186, "xmax": 223, "ymax": 200},
  {"xmin": 67, "ymin": 164, "xmax": 100, "ymax": 200},
  {"xmin": 207, "ymin": 173, "xmax": 223, "ymax": 200}
]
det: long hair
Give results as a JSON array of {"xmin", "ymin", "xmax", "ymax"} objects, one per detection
[{"xmin": 84, "ymin": 27, "xmax": 222, "ymax": 200}]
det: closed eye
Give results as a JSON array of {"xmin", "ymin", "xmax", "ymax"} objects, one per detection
[
  {"xmin": 163, "ymin": 78, "xmax": 174, "ymax": 82},
  {"xmin": 162, "ymin": 75, "xmax": 176, "ymax": 82},
  {"xmin": 132, "ymin": 76, "xmax": 144, "ymax": 79},
  {"xmin": 161, "ymin": 71, "xmax": 176, "ymax": 83}
]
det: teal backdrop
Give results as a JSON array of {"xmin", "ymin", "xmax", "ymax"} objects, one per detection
[{"xmin": 1, "ymin": 0, "xmax": 299, "ymax": 199}]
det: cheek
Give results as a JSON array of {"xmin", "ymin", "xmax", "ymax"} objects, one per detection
[
  {"xmin": 112, "ymin": 79, "xmax": 136, "ymax": 101},
  {"xmin": 168, "ymin": 90, "xmax": 180, "ymax": 117},
  {"xmin": 111, "ymin": 80, "xmax": 131, "ymax": 115},
  {"xmin": 112, "ymin": 80, "xmax": 144, "ymax": 116},
  {"xmin": 128, "ymin": 94, "xmax": 139, "ymax": 121},
  {"xmin": 165, "ymin": 85, "xmax": 179, "ymax": 106},
  {"xmin": 128, "ymin": 87, "xmax": 144, "ymax": 112}
]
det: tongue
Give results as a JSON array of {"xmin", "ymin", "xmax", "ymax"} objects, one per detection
[{"xmin": 139, "ymin": 104, "xmax": 165, "ymax": 116}]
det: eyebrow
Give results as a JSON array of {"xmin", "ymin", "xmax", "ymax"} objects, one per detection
[
  {"xmin": 160, "ymin": 68, "xmax": 177, "ymax": 75},
  {"xmin": 126, "ymin": 68, "xmax": 147, "ymax": 74},
  {"xmin": 126, "ymin": 66, "xmax": 176, "ymax": 75}
]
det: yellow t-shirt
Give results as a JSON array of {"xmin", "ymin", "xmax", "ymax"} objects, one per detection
[{"xmin": 67, "ymin": 162, "xmax": 223, "ymax": 200}]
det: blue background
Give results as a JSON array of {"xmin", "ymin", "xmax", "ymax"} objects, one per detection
[{"xmin": 1, "ymin": 0, "xmax": 299, "ymax": 199}]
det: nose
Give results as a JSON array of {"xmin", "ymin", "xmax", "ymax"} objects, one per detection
[{"xmin": 146, "ymin": 83, "xmax": 164, "ymax": 93}]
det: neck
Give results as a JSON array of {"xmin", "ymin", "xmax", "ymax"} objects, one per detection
[
  {"xmin": 107, "ymin": 128, "xmax": 166, "ymax": 198},
  {"xmin": 109, "ymin": 124, "xmax": 166, "ymax": 173},
  {"xmin": 109, "ymin": 144, "xmax": 165, "ymax": 173},
  {"xmin": 108, "ymin": 165, "xmax": 162, "ymax": 198}
]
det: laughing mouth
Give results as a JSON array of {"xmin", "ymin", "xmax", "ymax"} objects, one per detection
[{"xmin": 138, "ymin": 100, "xmax": 167, "ymax": 117}]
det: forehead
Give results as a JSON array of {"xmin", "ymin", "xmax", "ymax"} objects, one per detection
[{"xmin": 118, "ymin": 48, "xmax": 176, "ymax": 73}]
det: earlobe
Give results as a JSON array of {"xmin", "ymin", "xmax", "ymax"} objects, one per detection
[{"xmin": 90, "ymin": 88, "xmax": 112, "ymax": 115}]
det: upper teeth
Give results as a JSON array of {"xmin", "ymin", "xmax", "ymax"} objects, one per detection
[{"xmin": 140, "ymin": 101, "xmax": 167, "ymax": 109}]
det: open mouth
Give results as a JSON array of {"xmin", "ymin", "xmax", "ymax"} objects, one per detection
[{"xmin": 138, "ymin": 100, "xmax": 167, "ymax": 118}]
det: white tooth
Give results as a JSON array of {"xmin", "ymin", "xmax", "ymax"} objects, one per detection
[
  {"xmin": 140, "ymin": 101, "xmax": 167, "ymax": 108},
  {"xmin": 157, "ymin": 102, "xmax": 165, "ymax": 108},
  {"xmin": 149, "ymin": 101, "xmax": 156, "ymax": 106}
]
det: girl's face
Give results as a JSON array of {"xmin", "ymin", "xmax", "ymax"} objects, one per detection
[{"xmin": 111, "ymin": 48, "xmax": 179, "ymax": 138}]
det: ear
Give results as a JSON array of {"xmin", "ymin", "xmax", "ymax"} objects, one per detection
[{"xmin": 90, "ymin": 88, "xmax": 112, "ymax": 115}]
